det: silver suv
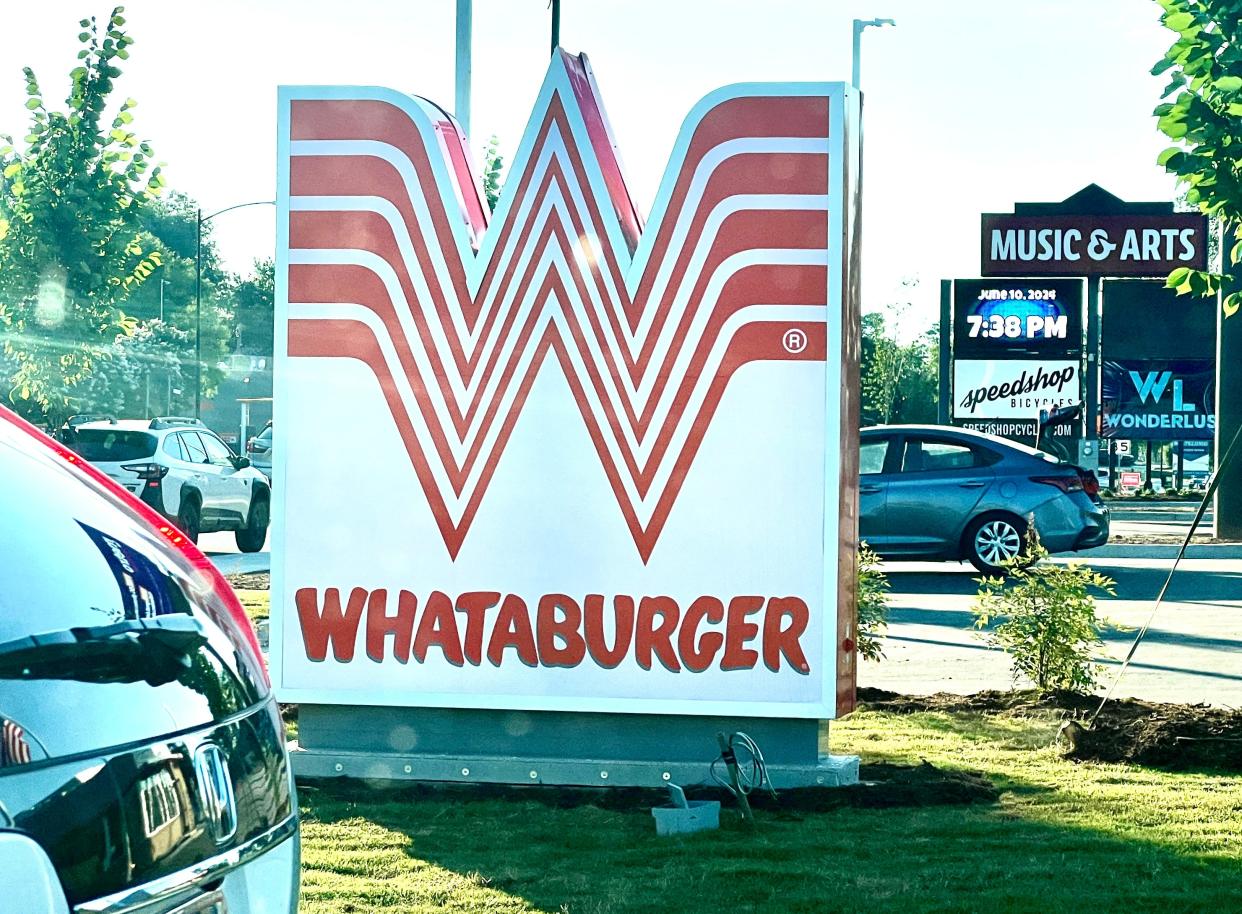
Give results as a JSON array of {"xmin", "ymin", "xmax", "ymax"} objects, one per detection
[
  {"xmin": 63, "ymin": 417, "xmax": 271, "ymax": 552},
  {"xmin": 0, "ymin": 405, "xmax": 299, "ymax": 913}
]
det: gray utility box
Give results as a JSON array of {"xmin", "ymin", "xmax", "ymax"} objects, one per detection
[{"xmin": 292, "ymin": 705, "xmax": 859, "ymax": 789}]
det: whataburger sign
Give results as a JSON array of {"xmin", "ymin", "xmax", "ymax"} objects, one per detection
[{"xmin": 271, "ymin": 53, "xmax": 861, "ymax": 718}]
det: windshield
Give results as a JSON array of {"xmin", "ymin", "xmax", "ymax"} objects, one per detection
[{"xmin": 69, "ymin": 429, "xmax": 157, "ymax": 463}]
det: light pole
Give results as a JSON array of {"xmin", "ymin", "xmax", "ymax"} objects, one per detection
[
  {"xmin": 159, "ymin": 278, "xmax": 171, "ymax": 321},
  {"xmin": 455, "ymin": 0, "xmax": 472, "ymax": 138},
  {"xmin": 550, "ymin": 0, "xmax": 561, "ymax": 56},
  {"xmin": 196, "ymin": 200, "xmax": 275, "ymax": 418},
  {"xmin": 852, "ymin": 18, "xmax": 895, "ymax": 90}
]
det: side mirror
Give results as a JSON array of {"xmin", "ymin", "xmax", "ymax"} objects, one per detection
[{"xmin": 233, "ymin": 456, "xmax": 251, "ymax": 470}]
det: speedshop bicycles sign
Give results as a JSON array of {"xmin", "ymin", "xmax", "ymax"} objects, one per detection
[{"xmin": 271, "ymin": 52, "xmax": 862, "ymax": 718}]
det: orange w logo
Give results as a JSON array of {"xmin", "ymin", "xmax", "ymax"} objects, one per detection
[{"xmin": 280, "ymin": 52, "xmax": 839, "ymax": 561}]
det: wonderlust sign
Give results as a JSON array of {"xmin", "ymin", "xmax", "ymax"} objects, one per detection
[{"xmin": 271, "ymin": 53, "xmax": 861, "ymax": 719}]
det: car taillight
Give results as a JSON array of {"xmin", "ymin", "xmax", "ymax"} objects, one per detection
[
  {"xmin": 121, "ymin": 462, "xmax": 170, "ymax": 485},
  {"xmin": 0, "ymin": 408, "xmax": 269, "ymax": 687},
  {"xmin": 1031, "ymin": 474, "xmax": 1084, "ymax": 494},
  {"xmin": 1078, "ymin": 469, "xmax": 1100, "ymax": 497}
]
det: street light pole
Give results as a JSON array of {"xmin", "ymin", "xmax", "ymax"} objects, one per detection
[
  {"xmin": 455, "ymin": 0, "xmax": 472, "ymax": 138},
  {"xmin": 852, "ymin": 17, "xmax": 896, "ymax": 90},
  {"xmin": 195, "ymin": 208, "xmax": 202, "ymax": 418},
  {"xmin": 550, "ymin": 0, "xmax": 561, "ymax": 56},
  {"xmin": 195, "ymin": 200, "xmax": 276, "ymax": 419}
]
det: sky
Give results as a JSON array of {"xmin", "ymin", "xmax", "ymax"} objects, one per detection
[{"xmin": 0, "ymin": 0, "xmax": 1179, "ymax": 335}]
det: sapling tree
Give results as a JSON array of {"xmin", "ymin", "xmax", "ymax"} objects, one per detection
[
  {"xmin": 856, "ymin": 542, "xmax": 891, "ymax": 662},
  {"xmin": 972, "ymin": 531, "xmax": 1116, "ymax": 692}
]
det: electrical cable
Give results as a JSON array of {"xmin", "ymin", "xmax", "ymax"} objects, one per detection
[
  {"xmin": 710, "ymin": 732, "xmax": 778, "ymax": 803},
  {"xmin": 1089, "ymin": 421, "xmax": 1242, "ymax": 727}
]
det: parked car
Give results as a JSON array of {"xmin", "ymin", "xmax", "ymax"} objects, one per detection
[
  {"xmin": 860, "ymin": 425, "xmax": 1109, "ymax": 574},
  {"xmin": 0, "ymin": 405, "xmax": 299, "ymax": 914},
  {"xmin": 247, "ymin": 420, "xmax": 273, "ymax": 484},
  {"xmin": 63, "ymin": 417, "xmax": 270, "ymax": 551}
]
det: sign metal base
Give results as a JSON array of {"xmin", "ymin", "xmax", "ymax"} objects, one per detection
[{"xmin": 291, "ymin": 704, "xmax": 860, "ymax": 789}]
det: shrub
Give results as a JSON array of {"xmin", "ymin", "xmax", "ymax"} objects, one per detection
[
  {"xmin": 971, "ymin": 532, "xmax": 1116, "ymax": 692},
  {"xmin": 857, "ymin": 542, "xmax": 890, "ymax": 662}
]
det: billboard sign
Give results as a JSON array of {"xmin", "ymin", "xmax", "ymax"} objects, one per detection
[
  {"xmin": 953, "ymin": 359, "xmax": 1081, "ymax": 420},
  {"xmin": 1101, "ymin": 359, "xmax": 1216, "ymax": 440},
  {"xmin": 952, "ymin": 278, "xmax": 1084, "ymax": 358},
  {"xmin": 272, "ymin": 53, "xmax": 861, "ymax": 719},
  {"xmin": 981, "ymin": 213, "xmax": 1209, "ymax": 276}
]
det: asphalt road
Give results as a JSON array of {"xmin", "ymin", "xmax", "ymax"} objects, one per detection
[
  {"xmin": 1107, "ymin": 498, "xmax": 1215, "ymax": 539},
  {"xmin": 201, "ymin": 529, "xmax": 271, "ymax": 576},
  {"xmin": 864, "ymin": 546, "xmax": 1242, "ymax": 707}
]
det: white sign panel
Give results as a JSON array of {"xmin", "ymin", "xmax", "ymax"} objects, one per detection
[
  {"xmin": 953, "ymin": 359, "xmax": 1081, "ymax": 420},
  {"xmin": 271, "ymin": 55, "xmax": 861, "ymax": 718}
]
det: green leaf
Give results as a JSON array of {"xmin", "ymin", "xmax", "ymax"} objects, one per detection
[
  {"xmin": 1156, "ymin": 146, "xmax": 1181, "ymax": 166},
  {"xmin": 1167, "ymin": 267, "xmax": 1192, "ymax": 288},
  {"xmin": 77, "ymin": 31, "xmax": 90, "ymax": 42},
  {"xmin": 1231, "ymin": 239, "xmax": 1242, "ymax": 267},
  {"xmin": 1165, "ymin": 10, "xmax": 1195, "ymax": 29},
  {"xmin": 1213, "ymin": 75, "xmax": 1242, "ymax": 92},
  {"xmin": 1160, "ymin": 118, "xmax": 1189, "ymax": 139},
  {"xmin": 24, "ymin": 98, "xmax": 40, "ymax": 110},
  {"xmin": 2, "ymin": 162, "xmax": 20, "ymax": 179}
]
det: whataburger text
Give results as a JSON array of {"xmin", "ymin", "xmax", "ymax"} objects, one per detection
[{"xmin": 296, "ymin": 588, "xmax": 813, "ymax": 675}]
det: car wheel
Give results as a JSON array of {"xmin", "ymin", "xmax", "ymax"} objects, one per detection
[
  {"xmin": 235, "ymin": 494, "xmax": 269, "ymax": 554},
  {"xmin": 965, "ymin": 514, "xmax": 1027, "ymax": 575},
  {"xmin": 177, "ymin": 498, "xmax": 202, "ymax": 545}
]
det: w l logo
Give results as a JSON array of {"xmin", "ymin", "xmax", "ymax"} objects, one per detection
[{"xmin": 279, "ymin": 52, "xmax": 847, "ymax": 561}]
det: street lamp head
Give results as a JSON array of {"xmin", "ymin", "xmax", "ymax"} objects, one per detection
[{"xmin": 855, "ymin": 17, "xmax": 896, "ymax": 30}]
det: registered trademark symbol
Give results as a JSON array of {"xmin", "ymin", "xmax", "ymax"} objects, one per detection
[{"xmin": 782, "ymin": 327, "xmax": 807, "ymax": 354}]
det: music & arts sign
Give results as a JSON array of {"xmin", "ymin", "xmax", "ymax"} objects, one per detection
[{"xmin": 981, "ymin": 213, "xmax": 1208, "ymax": 277}]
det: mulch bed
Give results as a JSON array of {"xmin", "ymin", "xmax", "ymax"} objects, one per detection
[{"xmin": 857, "ymin": 687, "xmax": 1242, "ymax": 772}]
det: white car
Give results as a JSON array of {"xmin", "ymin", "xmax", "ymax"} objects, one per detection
[{"xmin": 65, "ymin": 417, "xmax": 271, "ymax": 551}]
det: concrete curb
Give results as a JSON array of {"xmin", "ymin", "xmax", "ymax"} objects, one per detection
[
  {"xmin": 1082, "ymin": 543, "xmax": 1242, "ymax": 559},
  {"xmin": 208, "ymin": 553, "xmax": 272, "ymax": 575}
]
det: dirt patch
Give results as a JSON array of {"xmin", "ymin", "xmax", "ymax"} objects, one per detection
[
  {"xmin": 857, "ymin": 687, "xmax": 1242, "ymax": 772},
  {"xmin": 1061, "ymin": 710, "xmax": 1242, "ymax": 770},
  {"xmin": 226, "ymin": 571, "xmax": 270, "ymax": 590}
]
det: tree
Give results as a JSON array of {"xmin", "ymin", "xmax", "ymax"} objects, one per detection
[
  {"xmin": 859, "ymin": 301, "xmax": 939, "ymax": 427},
  {"xmin": 0, "ymin": 6, "xmax": 164, "ymax": 425},
  {"xmin": 1152, "ymin": 0, "xmax": 1242, "ymax": 315},
  {"xmin": 230, "ymin": 259, "xmax": 275, "ymax": 356},
  {"xmin": 482, "ymin": 136, "xmax": 504, "ymax": 212}
]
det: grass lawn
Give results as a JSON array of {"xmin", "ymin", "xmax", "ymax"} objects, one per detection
[
  {"xmin": 235, "ymin": 588, "xmax": 269, "ymax": 625},
  {"xmin": 293, "ymin": 707, "xmax": 1242, "ymax": 913}
]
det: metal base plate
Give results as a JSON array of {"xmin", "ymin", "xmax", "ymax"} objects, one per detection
[{"xmin": 290, "ymin": 745, "xmax": 860, "ymax": 789}]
